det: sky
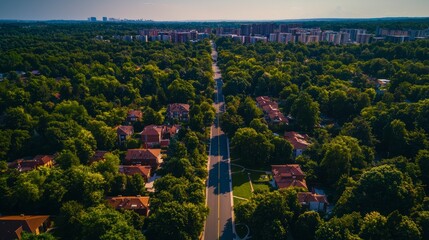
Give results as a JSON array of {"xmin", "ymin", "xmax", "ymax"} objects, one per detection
[{"xmin": 0, "ymin": 0, "xmax": 428, "ymax": 21}]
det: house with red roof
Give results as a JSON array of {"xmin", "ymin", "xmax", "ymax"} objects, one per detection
[
  {"xmin": 141, "ymin": 125, "xmax": 180, "ymax": 148},
  {"xmin": 271, "ymin": 164, "xmax": 308, "ymax": 190},
  {"xmin": 284, "ymin": 131, "xmax": 311, "ymax": 157},
  {"xmin": 0, "ymin": 215, "xmax": 51, "ymax": 240},
  {"xmin": 119, "ymin": 165, "xmax": 152, "ymax": 182},
  {"xmin": 116, "ymin": 125, "xmax": 134, "ymax": 144},
  {"xmin": 124, "ymin": 149, "xmax": 162, "ymax": 170},
  {"xmin": 167, "ymin": 103, "xmax": 190, "ymax": 122},
  {"xmin": 126, "ymin": 110, "xmax": 143, "ymax": 123},
  {"xmin": 106, "ymin": 196, "xmax": 150, "ymax": 216},
  {"xmin": 256, "ymin": 96, "xmax": 288, "ymax": 125},
  {"xmin": 9, "ymin": 155, "xmax": 55, "ymax": 172},
  {"xmin": 297, "ymin": 192, "xmax": 329, "ymax": 212}
]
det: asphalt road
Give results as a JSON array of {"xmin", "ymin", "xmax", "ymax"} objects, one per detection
[{"xmin": 203, "ymin": 42, "xmax": 235, "ymax": 240}]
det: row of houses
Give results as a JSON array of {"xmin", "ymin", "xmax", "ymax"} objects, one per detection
[
  {"xmin": 256, "ymin": 96, "xmax": 288, "ymax": 125},
  {"xmin": 254, "ymin": 95, "xmax": 327, "ymax": 212},
  {"xmin": 117, "ymin": 104, "xmax": 189, "ymax": 145},
  {"xmin": 2, "ymin": 104, "xmax": 194, "ymax": 238},
  {"xmin": 0, "ymin": 195, "xmax": 151, "ymax": 239},
  {"xmin": 271, "ymin": 164, "xmax": 328, "ymax": 212}
]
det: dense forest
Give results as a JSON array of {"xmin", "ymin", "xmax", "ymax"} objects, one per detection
[
  {"xmin": 0, "ymin": 20, "xmax": 429, "ymax": 239},
  {"xmin": 216, "ymin": 33, "xmax": 429, "ymax": 239},
  {"xmin": 0, "ymin": 22, "xmax": 215, "ymax": 239}
]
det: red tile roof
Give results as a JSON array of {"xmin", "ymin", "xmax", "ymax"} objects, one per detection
[
  {"xmin": 256, "ymin": 96, "xmax": 288, "ymax": 124},
  {"xmin": 127, "ymin": 110, "xmax": 143, "ymax": 120},
  {"xmin": 125, "ymin": 149, "xmax": 161, "ymax": 161},
  {"xmin": 272, "ymin": 165, "xmax": 308, "ymax": 190},
  {"xmin": 141, "ymin": 125, "xmax": 162, "ymax": 137},
  {"xmin": 0, "ymin": 215, "xmax": 50, "ymax": 240},
  {"xmin": 297, "ymin": 192, "xmax": 328, "ymax": 204},
  {"xmin": 117, "ymin": 125, "xmax": 134, "ymax": 136},
  {"xmin": 284, "ymin": 131, "xmax": 310, "ymax": 150},
  {"xmin": 119, "ymin": 165, "xmax": 151, "ymax": 181},
  {"xmin": 10, "ymin": 155, "xmax": 54, "ymax": 172},
  {"xmin": 167, "ymin": 103, "xmax": 190, "ymax": 113},
  {"xmin": 107, "ymin": 196, "xmax": 150, "ymax": 216}
]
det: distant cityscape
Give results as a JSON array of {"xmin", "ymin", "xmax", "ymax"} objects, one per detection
[{"xmin": 91, "ymin": 18, "xmax": 429, "ymax": 45}]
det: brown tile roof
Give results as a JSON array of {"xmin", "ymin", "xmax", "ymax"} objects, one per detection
[
  {"xmin": 107, "ymin": 196, "xmax": 150, "ymax": 216},
  {"xmin": 117, "ymin": 125, "xmax": 134, "ymax": 136},
  {"xmin": 141, "ymin": 125, "xmax": 162, "ymax": 137},
  {"xmin": 125, "ymin": 149, "xmax": 161, "ymax": 161},
  {"xmin": 33, "ymin": 155, "xmax": 54, "ymax": 165},
  {"xmin": 119, "ymin": 165, "xmax": 151, "ymax": 179},
  {"xmin": 127, "ymin": 110, "xmax": 143, "ymax": 120},
  {"xmin": 272, "ymin": 164, "xmax": 307, "ymax": 190},
  {"xmin": 167, "ymin": 103, "xmax": 190, "ymax": 113},
  {"xmin": 10, "ymin": 155, "xmax": 54, "ymax": 172},
  {"xmin": 0, "ymin": 215, "xmax": 50, "ymax": 240},
  {"xmin": 284, "ymin": 132, "xmax": 310, "ymax": 149},
  {"xmin": 297, "ymin": 192, "xmax": 328, "ymax": 204}
]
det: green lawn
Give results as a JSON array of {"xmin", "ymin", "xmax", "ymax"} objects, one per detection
[
  {"xmin": 232, "ymin": 171, "xmax": 272, "ymax": 205},
  {"xmin": 232, "ymin": 172, "xmax": 252, "ymax": 201},
  {"xmin": 249, "ymin": 172, "xmax": 272, "ymax": 192}
]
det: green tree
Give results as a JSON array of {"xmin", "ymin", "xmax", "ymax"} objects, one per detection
[
  {"xmin": 320, "ymin": 136, "xmax": 366, "ymax": 186},
  {"xmin": 167, "ymin": 79, "xmax": 196, "ymax": 103},
  {"xmin": 294, "ymin": 211, "xmax": 322, "ymax": 240},
  {"xmin": 231, "ymin": 128, "xmax": 274, "ymax": 167},
  {"xmin": 335, "ymin": 165, "xmax": 422, "ymax": 216},
  {"xmin": 147, "ymin": 201, "xmax": 208, "ymax": 240},
  {"xmin": 291, "ymin": 92, "xmax": 320, "ymax": 132},
  {"xmin": 359, "ymin": 211, "xmax": 390, "ymax": 240}
]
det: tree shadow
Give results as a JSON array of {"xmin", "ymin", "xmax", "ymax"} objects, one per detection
[
  {"xmin": 220, "ymin": 217, "xmax": 236, "ymax": 240},
  {"xmin": 207, "ymin": 160, "xmax": 232, "ymax": 195}
]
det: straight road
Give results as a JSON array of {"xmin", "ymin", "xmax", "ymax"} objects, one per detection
[{"xmin": 204, "ymin": 42, "xmax": 235, "ymax": 240}]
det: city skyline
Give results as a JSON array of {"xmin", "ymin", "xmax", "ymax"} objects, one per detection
[{"xmin": 0, "ymin": 0, "xmax": 428, "ymax": 21}]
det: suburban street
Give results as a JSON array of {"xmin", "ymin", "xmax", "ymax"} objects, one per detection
[{"xmin": 204, "ymin": 42, "xmax": 235, "ymax": 240}]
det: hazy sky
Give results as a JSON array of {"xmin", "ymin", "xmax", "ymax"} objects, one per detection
[{"xmin": 0, "ymin": 0, "xmax": 428, "ymax": 21}]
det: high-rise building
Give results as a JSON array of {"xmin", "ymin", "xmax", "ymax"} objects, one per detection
[
  {"xmin": 88, "ymin": 17, "xmax": 97, "ymax": 22},
  {"xmin": 341, "ymin": 29, "xmax": 366, "ymax": 42},
  {"xmin": 240, "ymin": 24, "xmax": 252, "ymax": 36},
  {"xmin": 357, "ymin": 34, "xmax": 372, "ymax": 44},
  {"xmin": 102, "ymin": 17, "xmax": 108, "ymax": 22}
]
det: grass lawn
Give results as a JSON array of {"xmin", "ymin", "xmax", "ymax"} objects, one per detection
[
  {"xmin": 232, "ymin": 172, "xmax": 252, "ymax": 200},
  {"xmin": 249, "ymin": 172, "xmax": 272, "ymax": 192},
  {"xmin": 232, "ymin": 171, "xmax": 272, "ymax": 205}
]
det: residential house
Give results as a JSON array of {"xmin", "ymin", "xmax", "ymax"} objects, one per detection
[
  {"xmin": 119, "ymin": 165, "xmax": 152, "ymax": 182},
  {"xmin": 106, "ymin": 196, "xmax": 150, "ymax": 216},
  {"xmin": 256, "ymin": 96, "xmax": 288, "ymax": 125},
  {"xmin": 271, "ymin": 164, "xmax": 308, "ymax": 190},
  {"xmin": 141, "ymin": 125, "xmax": 179, "ymax": 148},
  {"xmin": 124, "ymin": 149, "xmax": 162, "ymax": 170},
  {"xmin": 126, "ymin": 110, "xmax": 143, "ymax": 123},
  {"xmin": 116, "ymin": 125, "xmax": 134, "ymax": 144},
  {"xmin": 89, "ymin": 151, "xmax": 109, "ymax": 164},
  {"xmin": 9, "ymin": 155, "xmax": 55, "ymax": 172},
  {"xmin": 284, "ymin": 131, "xmax": 311, "ymax": 157},
  {"xmin": 298, "ymin": 192, "xmax": 329, "ymax": 212},
  {"xmin": 167, "ymin": 103, "xmax": 190, "ymax": 122},
  {"xmin": 0, "ymin": 215, "xmax": 50, "ymax": 240}
]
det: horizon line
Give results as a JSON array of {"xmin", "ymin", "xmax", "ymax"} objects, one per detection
[{"xmin": 1, "ymin": 16, "xmax": 429, "ymax": 23}]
